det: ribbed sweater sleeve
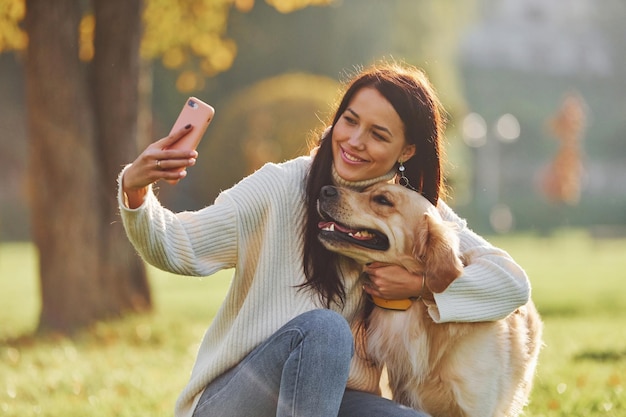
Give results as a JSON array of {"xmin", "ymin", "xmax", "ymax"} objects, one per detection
[
  {"xmin": 117, "ymin": 165, "xmax": 237, "ymax": 276},
  {"xmin": 429, "ymin": 200, "xmax": 531, "ymax": 322}
]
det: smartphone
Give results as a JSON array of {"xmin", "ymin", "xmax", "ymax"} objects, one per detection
[{"xmin": 167, "ymin": 97, "xmax": 215, "ymax": 151}]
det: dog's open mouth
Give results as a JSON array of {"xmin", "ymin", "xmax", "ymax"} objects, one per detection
[{"xmin": 318, "ymin": 220, "xmax": 389, "ymax": 251}]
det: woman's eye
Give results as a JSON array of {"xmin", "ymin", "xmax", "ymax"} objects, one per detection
[
  {"xmin": 373, "ymin": 195, "xmax": 393, "ymax": 207},
  {"xmin": 343, "ymin": 115, "xmax": 357, "ymax": 125},
  {"xmin": 372, "ymin": 132, "xmax": 387, "ymax": 142}
]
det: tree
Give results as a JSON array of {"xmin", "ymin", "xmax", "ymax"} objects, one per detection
[
  {"xmin": 24, "ymin": 0, "xmax": 148, "ymax": 333},
  {"xmin": 6, "ymin": 0, "xmax": 334, "ymax": 334}
]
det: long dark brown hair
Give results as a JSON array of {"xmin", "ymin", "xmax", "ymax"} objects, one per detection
[{"xmin": 302, "ymin": 62, "xmax": 447, "ymax": 308}]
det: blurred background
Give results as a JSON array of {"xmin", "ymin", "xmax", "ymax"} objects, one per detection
[{"xmin": 2, "ymin": 0, "xmax": 625, "ymax": 242}]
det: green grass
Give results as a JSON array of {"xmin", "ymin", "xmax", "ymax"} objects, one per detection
[
  {"xmin": 487, "ymin": 230, "xmax": 626, "ymax": 416},
  {"xmin": 1, "ymin": 230, "xmax": 625, "ymax": 416}
]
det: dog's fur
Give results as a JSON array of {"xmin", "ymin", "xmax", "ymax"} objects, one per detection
[{"xmin": 317, "ymin": 183, "xmax": 543, "ymax": 417}]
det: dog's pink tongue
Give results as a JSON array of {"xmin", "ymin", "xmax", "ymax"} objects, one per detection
[
  {"xmin": 318, "ymin": 221, "xmax": 353, "ymax": 233},
  {"xmin": 318, "ymin": 221, "xmax": 333, "ymax": 229}
]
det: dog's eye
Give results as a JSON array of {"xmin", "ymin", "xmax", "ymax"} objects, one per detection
[{"xmin": 373, "ymin": 195, "xmax": 394, "ymax": 207}]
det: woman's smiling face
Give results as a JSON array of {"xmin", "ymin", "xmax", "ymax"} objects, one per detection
[{"xmin": 332, "ymin": 87, "xmax": 415, "ymax": 182}]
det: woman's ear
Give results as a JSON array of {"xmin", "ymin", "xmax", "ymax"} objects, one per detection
[{"xmin": 400, "ymin": 144, "xmax": 416, "ymax": 162}]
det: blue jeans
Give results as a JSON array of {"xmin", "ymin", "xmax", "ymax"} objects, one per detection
[{"xmin": 192, "ymin": 309, "xmax": 429, "ymax": 417}]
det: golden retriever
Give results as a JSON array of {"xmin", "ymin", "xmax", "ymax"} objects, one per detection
[{"xmin": 317, "ymin": 183, "xmax": 543, "ymax": 417}]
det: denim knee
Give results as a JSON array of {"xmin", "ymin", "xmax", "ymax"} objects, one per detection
[{"xmin": 294, "ymin": 309, "xmax": 354, "ymax": 357}]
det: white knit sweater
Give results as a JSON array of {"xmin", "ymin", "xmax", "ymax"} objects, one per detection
[{"xmin": 117, "ymin": 156, "xmax": 530, "ymax": 417}]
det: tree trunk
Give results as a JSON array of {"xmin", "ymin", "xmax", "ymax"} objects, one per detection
[
  {"xmin": 24, "ymin": 0, "xmax": 151, "ymax": 333},
  {"xmin": 24, "ymin": 0, "xmax": 104, "ymax": 332},
  {"xmin": 92, "ymin": 0, "xmax": 151, "ymax": 314}
]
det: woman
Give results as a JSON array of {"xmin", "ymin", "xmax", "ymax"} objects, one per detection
[{"xmin": 119, "ymin": 62, "xmax": 530, "ymax": 417}]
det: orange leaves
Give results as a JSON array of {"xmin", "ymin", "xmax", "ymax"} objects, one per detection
[
  {"xmin": 234, "ymin": 0, "xmax": 255, "ymax": 13},
  {"xmin": 233, "ymin": 0, "xmax": 336, "ymax": 14},
  {"xmin": 141, "ymin": 0, "xmax": 335, "ymax": 92},
  {"xmin": 142, "ymin": 0, "xmax": 238, "ymax": 91},
  {"xmin": 266, "ymin": 0, "xmax": 335, "ymax": 14},
  {"xmin": 0, "ymin": 0, "xmax": 334, "ymax": 91},
  {"xmin": 0, "ymin": 0, "xmax": 27, "ymax": 52},
  {"xmin": 78, "ymin": 14, "xmax": 95, "ymax": 62}
]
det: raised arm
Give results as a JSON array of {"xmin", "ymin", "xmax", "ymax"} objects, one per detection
[{"xmin": 117, "ymin": 125, "xmax": 239, "ymax": 276}]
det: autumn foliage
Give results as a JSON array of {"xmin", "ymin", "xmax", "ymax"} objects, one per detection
[{"xmin": 1, "ymin": 0, "xmax": 333, "ymax": 92}]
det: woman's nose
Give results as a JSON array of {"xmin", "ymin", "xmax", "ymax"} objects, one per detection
[{"xmin": 347, "ymin": 130, "xmax": 366, "ymax": 150}]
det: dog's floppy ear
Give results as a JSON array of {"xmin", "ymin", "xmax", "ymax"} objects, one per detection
[{"xmin": 415, "ymin": 213, "xmax": 464, "ymax": 294}]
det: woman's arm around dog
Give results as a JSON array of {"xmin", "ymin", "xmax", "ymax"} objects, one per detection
[{"xmin": 428, "ymin": 201, "xmax": 530, "ymax": 323}]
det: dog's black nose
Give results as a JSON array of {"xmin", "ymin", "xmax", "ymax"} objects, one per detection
[{"xmin": 321, "ymin": 185, "xmax": 338, "ymax": 198}]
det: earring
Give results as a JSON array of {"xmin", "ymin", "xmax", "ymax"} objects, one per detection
[{"xmin": 398, "ymin": 161, "xmax": 417, "ymax": 191}]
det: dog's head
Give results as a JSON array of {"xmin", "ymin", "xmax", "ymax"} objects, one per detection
[{"xmin": 317, "ymin": 183, "xmax": 464, "ymax": 294}]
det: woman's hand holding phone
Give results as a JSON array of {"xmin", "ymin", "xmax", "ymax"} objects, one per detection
[
  {"xmin": 122, "ymin": 97, "xmax": 214, "ymax": 208},
  {"xmin": 122, "ymin": 126, "xmax": 199, "ymax": 208}
]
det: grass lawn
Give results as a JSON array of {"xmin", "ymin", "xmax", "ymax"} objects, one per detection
[{"xmin": 1, "ymin": 229, "xmax": 625, "ymax": 416}]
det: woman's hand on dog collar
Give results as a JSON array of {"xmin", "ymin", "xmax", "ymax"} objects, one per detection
[{"xmin": 363, "ymin": 263, "xmax": 426, "ymax": 300}]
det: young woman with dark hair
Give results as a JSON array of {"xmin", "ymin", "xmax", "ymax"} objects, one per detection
[
  {"xmin": 303, "ymin": 65, "xmax": 446, "ymax": 309},
  {"xmin": 119, "ymin": 61, "xmax": 530, "ymax": 417}
]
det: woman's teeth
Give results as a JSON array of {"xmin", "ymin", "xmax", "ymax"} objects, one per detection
[{"xmin": 343, "ymin": 150, "xmax": 364, "ymax": 162}]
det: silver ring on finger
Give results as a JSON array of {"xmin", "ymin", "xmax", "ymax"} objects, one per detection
[{"xmin": 156, "ymin": 160, "xmax": 162, "ymax": 170}]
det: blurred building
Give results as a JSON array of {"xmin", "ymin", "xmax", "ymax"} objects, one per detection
[
  {"xmin": 455, "ymin": 0, "xmax": 625, "ymax": 233},
  {"xmin": 461, "ymin": 0, "xmax": 613, "ymax": 76}
]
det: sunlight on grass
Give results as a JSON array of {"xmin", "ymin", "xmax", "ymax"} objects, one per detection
[
  {"xmin": 0, "ymin": 243, "xmax": 39, "ymax": 337},
  {"xmin": 489, "ymin": 229, "xmax": 626, "ymax": 317},
  {"xmin": 530, "ymin": 317, "xmax": 626, "ymax": 416},
  {"xmin": 1, "ymin": 230, "xmax": 625, "ymax": 416},
  {"xmin": 488, "ymin": 230, "xmax": 626, "ymax": 416},
  {"xmin": 0, "ymin": 243, "xmax": 232, "ymax": 417}
]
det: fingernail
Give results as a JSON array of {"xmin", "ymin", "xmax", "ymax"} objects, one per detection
[{"xmin": 185, "ymin": 124, "xmax": 192, "ymax": 129}]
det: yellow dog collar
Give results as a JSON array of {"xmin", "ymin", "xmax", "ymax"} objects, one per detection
[{"xmin": 371, "ymin": 295, "xmax": 413, "ymax": 311}]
